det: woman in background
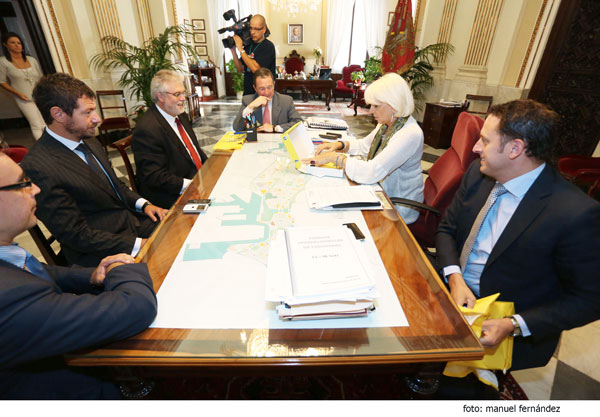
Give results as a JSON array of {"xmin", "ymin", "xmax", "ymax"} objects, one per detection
[
  {"xmin": 0, "ymin": 32, "xmax": 45, "ymax": 140},
  {"xmin": 305, "ymin": 72, "xmax": 424, "ymax": 224}
]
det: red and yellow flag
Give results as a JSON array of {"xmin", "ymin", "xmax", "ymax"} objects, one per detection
[{"xmin": 382, "ymin": 0, "xmax": 415, "ymax": 74}]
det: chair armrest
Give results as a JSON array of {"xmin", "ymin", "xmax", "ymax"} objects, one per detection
[{"xmin": 390, "ymin": 197, "xmax": 441, "ymax": 216}]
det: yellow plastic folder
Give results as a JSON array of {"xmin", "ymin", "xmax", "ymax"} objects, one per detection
[
  {"xmin": 443, "ymin": 293, "xmax": 514, "ymax": 389},
  {"xmin": 213, "ymin": 131, "xmax": 247, "ymax": 151}
]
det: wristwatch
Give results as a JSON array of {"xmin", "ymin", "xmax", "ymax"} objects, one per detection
[
  {"xmin": 141, "ymin": 201, "xmax": 150, "ymax": 212},
  {"xmin": 508, "ymin": 315, "xmax": 522, "ymax": 337}
]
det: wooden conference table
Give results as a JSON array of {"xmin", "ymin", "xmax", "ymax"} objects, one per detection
[{"xmin": 67, "ymin": 146, "xmax": 483, "ymax": 376}]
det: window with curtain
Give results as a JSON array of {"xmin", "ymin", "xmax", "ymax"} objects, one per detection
[{"xmin": 326, "ymin": 0, "xmax": 386, "ymax": 73}]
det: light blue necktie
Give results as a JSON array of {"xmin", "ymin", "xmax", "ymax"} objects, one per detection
[
  {"xmin": 459, "ymin": 183, "xmax": 508, "ymax": 271},
  {"xmin": 24, "ymin": 251, "xmax": 53, "ymax": 282}
]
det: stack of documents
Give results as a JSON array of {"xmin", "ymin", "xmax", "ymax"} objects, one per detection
[
  {"xmin": 281, "ymin": 122, "xmax": 344, "ymax": 178},
  {"xmin": 306, "ymin": 117, "xmax": 349, "ymax": 130},
  {"xmin": 213, "ymin": 131, "xmax": 246, "ymax": 151},
  {"xmin": 306, "ymin": 185, "xmax": 383, "ymax": 210},
  {"xmin": 266, "ymin": 226, "xmax": 378, "ymax": 320}
]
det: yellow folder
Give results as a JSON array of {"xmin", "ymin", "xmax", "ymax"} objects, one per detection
[{"xmin": 444, "ymin": 293, "xmax": 514, "ymax": 389}]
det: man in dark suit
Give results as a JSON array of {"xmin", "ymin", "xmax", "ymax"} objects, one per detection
[
  {"xmin": 436, "ymin": 99, "xmax": 600, "ymax": 373},
  {"xmin": 131, "ymin": 69, "xmax": 207, "ymax": 209},
  {"xmin": 0, "ymin": 152, "xmax": 157, "ymax": 399},
  {"xmin": 20, "ymin": 73, "xmax": 168, "ymax": 267},
  {"xmin": 232, "ymin": 67, "xmax": 302, "ymax": 133}
]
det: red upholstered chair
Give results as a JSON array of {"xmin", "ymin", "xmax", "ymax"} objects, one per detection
[
  {"xmin": 391, "ymin": 112, "xmax": 485, "ymax": 248},
  {"xmin": 2, "ymin": 144, "xmax": 28, "ymax": 163},
  {"xmin": 333, "ymin": 65, "xmax": 362, "ymax": 101},
  {"xmin": 284, "ymin": 50, "xmax": 305, "ymax": 74},
  {"xmin": 558, "ymin": 155, "xmax": 600, "ymax": 197}
]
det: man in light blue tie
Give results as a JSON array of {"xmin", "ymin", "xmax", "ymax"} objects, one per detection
[
  {"xmin": 0, "ymin": 152, "xmax": 157, "ymax": 399},
  {"xmin": 436, "ymin": 99, "xmax": 600, "ymax": 376}
]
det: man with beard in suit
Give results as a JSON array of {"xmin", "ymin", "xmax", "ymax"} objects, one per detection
[{"xmin": 131, "ymin": 70, "xmax": 207, "ymax": 209}]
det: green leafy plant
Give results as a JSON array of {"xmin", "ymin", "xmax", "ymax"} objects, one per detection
[
  {"xmin": 400, "ymin": 43, "xmax": 454, "ymax": 111},
  {"xmin": 350, "ymin": 71, "xmax": 365, "ymax": 83},
  {"xmin": 90, "ymin": 25, "xmax": 198, "ymax": 113},
  {"xmin": 364, "ymin": 47, "xmax": 383, "ymax": 83},
  {"xmin": 226, "ymin": 59, "xmax": 244, "ymax": 93}
]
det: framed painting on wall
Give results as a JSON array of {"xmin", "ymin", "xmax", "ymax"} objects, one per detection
[
  {"xmin": 195, "ymin": 45, "xmax": 208, "ymax": 56},
  {"xmin": 192, "ymin": 19, "xmax": 205, "ymax": 31},
  {"xmin": 194, "ymin": 33, "xmax": 206, "ymax": 44},
  {"xmin": 288, "ymin": 24, "xmax": 303, "ymax": 44}
]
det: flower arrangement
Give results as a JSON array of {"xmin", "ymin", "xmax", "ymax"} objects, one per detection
[{"xmin": 313, "ymin": 47, "xmax": 322, "ymax": 60}]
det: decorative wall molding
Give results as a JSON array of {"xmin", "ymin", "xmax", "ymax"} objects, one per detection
[
  {"xmin": 136, "ymin": 0, "xmax": 154, "ymax": 41},
  {"xmin": 457, "ymin": 0, "xmax": 503, "ymax": 81},
  {"xmin": 517, "ymin": 0, "xmax": 558, "ymax": 89},
  {"xmin": 436, "ymin": 0, "xmax": 457, "ymax": 64},
  {"xmin": 90, "ymin": 0, "xmax": 123, "ymax": 47},
  {"xmin": 34, "ymin": 0, "xmax": 73, "ymax": 75}
]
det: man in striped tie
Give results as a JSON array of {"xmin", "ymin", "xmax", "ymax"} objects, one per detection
[
  {"xmin": 0, "ymin": 151, "xmax": 157, "ymax": 399},
  {"xmin": 132, "ymin": 70, "xmax": 207, "ymax": 209},
  {"xmin": 435, "ymin": 99, "xmax": 600, "ymax": 377}
]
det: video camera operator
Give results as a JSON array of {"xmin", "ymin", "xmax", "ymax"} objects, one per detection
[{"xmin": 229, "ymin": 14, "xmax": 276, "ymax": 96}]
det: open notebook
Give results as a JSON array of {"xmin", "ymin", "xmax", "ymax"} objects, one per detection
[{"xmin": 281, "ymin": 122, "xmax": 344, "ymax": 178}]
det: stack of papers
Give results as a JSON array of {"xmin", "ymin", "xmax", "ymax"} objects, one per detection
[
  {"xmin": 281, "ymin": 122, "xmax": 344, "ymax": 178},
  {"xmin": 213, "ymin": 131, "xmax": 246, "ymax": 151},
  {"xmin": 266, "ymin": 226, "xmax": 378, "ymax": 320},
  {"xmin": 306, "ymin": 185, "xmax": 383, "ymax": 210},
  {"xmin": 306, "ymin": 117, "xmax": 349, "ymax": 130}
]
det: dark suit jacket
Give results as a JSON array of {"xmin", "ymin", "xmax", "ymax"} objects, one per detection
[
  {"xmin": 132, "ymin": 106, "xmax": 207, "ymax": 209},
  {"xmin": 232, "ymin": 91, "xmax": 302, "ymax": 132},
  {"xmin": 0, "ymin": 259, "xmax": 156, "ymax": 398},
  {"xmin": 436, "ymin": 160, "xmax": 600, "ymax": 370},
  {"xmin": 21, "ymin": 131, "xmax": 155, "ymax": 267}
]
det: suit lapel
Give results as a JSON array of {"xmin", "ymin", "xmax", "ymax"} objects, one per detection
[
  {"xmin": 42, "ymin": 135, "xmax": 121, "ymax": 204},
  {"xmin": 151, "ymin": 106, "xmax": 197, "ymax": 169},
  {"xmin": 485, "ymin": 165, "xmax": 554, "ymax": 268},
  {"xmin": 270, "ymin": 93, "xmax": 282, "ymax": 125}
]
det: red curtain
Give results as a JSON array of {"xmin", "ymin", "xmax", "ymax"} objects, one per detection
[{"xmin": 381, "ymin": 0, "xmax": 415, "ymax": 74}]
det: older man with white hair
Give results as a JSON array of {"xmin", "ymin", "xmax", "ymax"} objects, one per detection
[{"xmin": 132, "ymin": 69, "xmax": 208, "ymax": 209}]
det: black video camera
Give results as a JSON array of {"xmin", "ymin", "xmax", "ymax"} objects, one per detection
[
  {"xmin": 218, "ymin": 9, "xmax": 269, "ymax": 49},
  {"xmin": 218, "ymin": 10, "xmax": 252, "ymax": 49}
]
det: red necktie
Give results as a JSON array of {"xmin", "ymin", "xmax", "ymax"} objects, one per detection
[
  {"xmin": 263, "ymin": 104, "xmax": 271, "ymax": 125},
  {"xmin": 175, "ymin": 117, "xmax": 202, "ymax": 170}
]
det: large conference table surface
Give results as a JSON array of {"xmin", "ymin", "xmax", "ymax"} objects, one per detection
[{"xmin": 66, "ymin": 143, "xmax": 483, "ymax": 373}]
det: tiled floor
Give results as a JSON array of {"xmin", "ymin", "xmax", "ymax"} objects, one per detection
[{"xmin": 3, "ymin": 99, "xmax": 599, "ymax": 400}]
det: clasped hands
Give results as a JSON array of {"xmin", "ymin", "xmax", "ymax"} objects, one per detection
[
  {"xmin": 90, "ymin": 253, "xmax": 135, "ymax": 286},
  {"xmin": 248, "ymin": 96, "xmax": 275, "ymax": 132},
  {"xmin": 448, "ymin": 273, "xmax": 515, "ymax": 349},
  {"xmin": 301, "ymin": 141, "xmax": 346, "ymax": 167}
]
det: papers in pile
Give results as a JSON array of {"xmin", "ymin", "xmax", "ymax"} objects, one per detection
[
  {"xmin": 281, "ymin": 122, "xmax": 344, "ymax": 178},
  {"xmin": 306, "ymin": 117, "xmax": 349, "ymax": 130},
  {"xmin": 213, "ymin": 131, "xmax": 246, "ymax": 151},
  {"xmin": 266, "ymin": 226, "xmax": 378, "ymax": 320}
]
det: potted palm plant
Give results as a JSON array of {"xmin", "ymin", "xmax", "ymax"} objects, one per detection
[
  {"xmin": 90, "ymin": 25, "xmax": 198, "ymax": 117},
  {"xmin": 400, "ymin": 43, "xmax": 454, "ymax": 111},
  {"xmin": 226, "ymin": 59, "xmax": 244, "ymax": 99}
]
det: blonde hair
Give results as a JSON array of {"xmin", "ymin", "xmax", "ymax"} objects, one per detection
[
  {"xmin": 150, "ymin": 70, "xmax": 183, "ymax": 103},
  {"xmin": 364, "ymin": 72, "xmax": 414, "ymax": 117}
]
